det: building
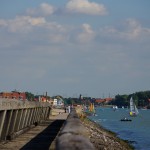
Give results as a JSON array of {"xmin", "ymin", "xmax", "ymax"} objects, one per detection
[
  {"xmin": 95, "ymin": 98, "xmax": 113, "ymax": 105},
  {"xmin": 57, "ymin": 98, "xmax": 64, "ymax": 106},
  {"xmin": 0, "ymin": 91, "xmax": 26, "ymax": 100},
  {"xmin": 34, "ymin": 95, "xmax": 53, "ymax": 104},
  {"xmin": 53, "ymin": 98, "xmax": 64, "ymax": 107},
  {"xmin": 52, "ymin": 99, "xmax": 57, "ymax": 106}
]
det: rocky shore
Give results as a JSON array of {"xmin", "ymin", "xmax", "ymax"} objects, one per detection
[{"xmin": 81, "ymin": 118, "xmax": 134, "ymax": 150}]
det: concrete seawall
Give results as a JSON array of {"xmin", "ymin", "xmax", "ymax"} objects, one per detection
[
  {"xmin": 0, "ymin": 98, "xmax": 51, "ymax": 141},
  {"xmin": 56, "ymin": 108, "xmax": 95, "ymax": 150}
]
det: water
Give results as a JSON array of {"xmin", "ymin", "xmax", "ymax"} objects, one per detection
[{"xmin": 89, "ymin": 107, "xmax": 150, "ymax": 150}]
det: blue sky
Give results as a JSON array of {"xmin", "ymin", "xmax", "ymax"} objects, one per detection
[{"xmin": 0, "ymin": 0, "xmax": 150, "ymax": 98}]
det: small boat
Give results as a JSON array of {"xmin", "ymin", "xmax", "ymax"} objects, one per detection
[
  {"xmin": 120, "ymin": 117, "xmax": 132, "ymax": 121},
  {"xmin": 129, "ymin": 97, "xmax": 139, "ymax": 117},
  {"xmin": 122, "ymin": 106, "xmax": 125, "ymax": 109},
  {"xmin": 112, "ymin": 105, "xmax": 118, "ymax": 111}
]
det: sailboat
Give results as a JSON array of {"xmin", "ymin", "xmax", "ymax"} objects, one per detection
[
  {"xmin": 129, "ymin": 97, "xmax": 139, "ymax": 116},
  {"xmin": 88, "ymin": 103, "xmax": 96, "ymax": 116}
]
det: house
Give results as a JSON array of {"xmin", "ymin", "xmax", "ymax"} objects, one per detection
[
  {"xmin": 34, "ymin": 95, "xmax": 53, "ymax": 104},
  {"xmin": 105, "ymin": 97, "xmax": 113, "ymax": 103},
  {"xmin": 57, "ymin": 98, "xmax": 64, "ymax": 106},
  {"xmin": 95, "ymin": 99, "xmax": 106, "ymax": 105},
  {"xmin": 53, "ymin": 99, "xmax": 58, "ymax": 106},
  {"xmin": 0, "ymin": 91, "xmax": 26, "ymax": 100},
  {"xmin": 95, "ymin": 98, "xmax": 113, "ymax": 105},
  {"xmin": 53, "ymin": 98, "xmax": 64, "ymax": 107}
]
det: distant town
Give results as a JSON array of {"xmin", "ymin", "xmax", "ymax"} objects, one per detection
[
  {"xmin": 0, "ymin": 90, "xmax": 113, "ymax": 107},
  {"xmin": 1, "ymin": 90, "xmax": 150, "ymax": 109}
]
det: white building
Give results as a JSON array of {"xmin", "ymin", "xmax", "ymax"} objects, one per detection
[{"xmin": 53, "ymin": 99, "xmax": 58, "ymax": 106}]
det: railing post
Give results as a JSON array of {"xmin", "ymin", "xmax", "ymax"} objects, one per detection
[{"xmin": 0, "ymin": 110, "xmax": 7, "ymax": 140}]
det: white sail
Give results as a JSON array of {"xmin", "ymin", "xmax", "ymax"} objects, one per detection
[
  {"xmin": 129, "ymin": 97, "xmax": 139, "ymax": 116},
  {"xmin": 130, "ymin": 97, "xmax": 134, "ymax": 112},
  {"xmin": 135, "ymin": 105, "xmax": 139, "ymax": 114}
]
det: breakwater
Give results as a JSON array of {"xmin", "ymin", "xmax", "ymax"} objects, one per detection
[{"xmin": 0, "ymin": 98, "xmax": 51, "ymax": 141}]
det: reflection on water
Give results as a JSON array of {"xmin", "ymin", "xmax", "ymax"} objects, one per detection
[{"xmin": 89, "ymin": 108, "xmax": 150, "ymax": 150}]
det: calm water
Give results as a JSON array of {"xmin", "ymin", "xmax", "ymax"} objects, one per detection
[{"xmin": 89, "ymin": 107, "xmax": 150, "ymax": 150}]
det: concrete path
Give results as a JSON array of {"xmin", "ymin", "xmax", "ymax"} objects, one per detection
[{"xmin": 0, "ymin": 112, "xmax": 69, "ymax": 150}]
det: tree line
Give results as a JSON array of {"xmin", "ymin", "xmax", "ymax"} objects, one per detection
[
  {"xmin": 109, "ymin": 91, "xmax": 150, "ymax": 108},
  {"xmin": 25, "ymin": 90, "xmax": 150, "ymax": 109}
]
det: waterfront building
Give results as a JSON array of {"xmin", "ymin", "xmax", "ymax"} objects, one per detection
[{"xmin": 0, "ymin": 90, "xmax": 26, "ymax": 100}]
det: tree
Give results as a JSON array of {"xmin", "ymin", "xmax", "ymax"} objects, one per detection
[{"xmin": 25, "ymin": 92, "xmax": 35, "ymax": 101}]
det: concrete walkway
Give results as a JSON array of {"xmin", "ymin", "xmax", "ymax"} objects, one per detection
[
  {"xmin": 0, "ymin": 111, "xmax": 69, "ymax": 150},
  {"xmin": 49, "ymin": 109, "xmax": 69, "ymax": 120}
]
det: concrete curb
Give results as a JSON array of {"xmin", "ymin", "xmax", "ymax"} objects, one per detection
[{"xmin": 56, "ymin": 109, "xmax": 95, "ymax": 150}]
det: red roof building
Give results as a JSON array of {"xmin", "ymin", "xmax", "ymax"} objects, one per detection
[
  {"xmin": 95, "ymin": 99, "xmax": 106, "ymax": 103},
  {"xmin": 95, "ymin": 98, "xmax": 113, "ymax": 104},
  {"xmin": 0, "ymin": 91, "xmax": 26, "ymax": 100},
  {"xmin": 105, "ymin": 97, "xmax": 113, "ymax": 102}
]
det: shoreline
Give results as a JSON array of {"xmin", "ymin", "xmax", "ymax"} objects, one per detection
[
  {"xmin": 75, "ymin": 105, "xmax": 134, "ymax": 150},
  {"xmin": 81, "ymin": 117, "xmax": 134, "ymax": 150}
]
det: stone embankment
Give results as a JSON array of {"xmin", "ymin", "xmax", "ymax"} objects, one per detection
[
  {"xmin": 82, "ymin": 118, "xmax": 134, "ymax": 150},
  {"xmin": 75, "ymin": 106, "xmax": 134, "ymax": 150}
]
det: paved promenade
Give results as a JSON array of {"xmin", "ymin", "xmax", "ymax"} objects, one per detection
[{"xmin": 0, "ymin": 109, "xmax": 69, "ymax": 150}]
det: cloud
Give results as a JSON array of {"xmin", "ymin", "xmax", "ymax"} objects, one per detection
[
  {"xmin": 66, "ymin": 0, "xmax": 107, "ymax": 15},
  {"xmin": 49, "ymin": 34, "xmax": 69, "ymax": 43},
  {"xmin": 77, "ymin": 23, "xmax": 95, "ymax": 43},
  {"xmin": 1, "ymin": 15, "xmax": 150, "ymax": 47},
  {"xmin": 123, "ymin": 18, "xmax": 150, "ymax": 39},
  {"xmin": 0, "ymin": 16, "xmax": 46, "ymax": 33},
  {"xmin": 99, "ymin": 19, "xmax": 150, "ymax": 41},
  {"xmin": 27, "ymin": 3, "xmax": 55, "ymax": 16}
]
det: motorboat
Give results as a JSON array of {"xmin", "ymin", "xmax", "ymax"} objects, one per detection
[{"xmin": 120, "ymin": 117, "xmax": 132, "ymax": 121}]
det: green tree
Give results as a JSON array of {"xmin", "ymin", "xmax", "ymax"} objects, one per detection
[{"xmin": 25, "ymin": 92, "xmax": 35, "ymax": 101}]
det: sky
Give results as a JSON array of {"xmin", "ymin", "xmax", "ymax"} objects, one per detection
[{"xmin": 0, "ymin": 0, "xmax": 150, "ymax": 98}]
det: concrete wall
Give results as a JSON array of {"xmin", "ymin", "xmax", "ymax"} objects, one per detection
[
  {"xmin": 0, "ymin": 98, "xmax": 51, "ymax": 141},
  {"xmin": 56, "ymin": 109, "xmax": 95, "ymax": 150}
]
